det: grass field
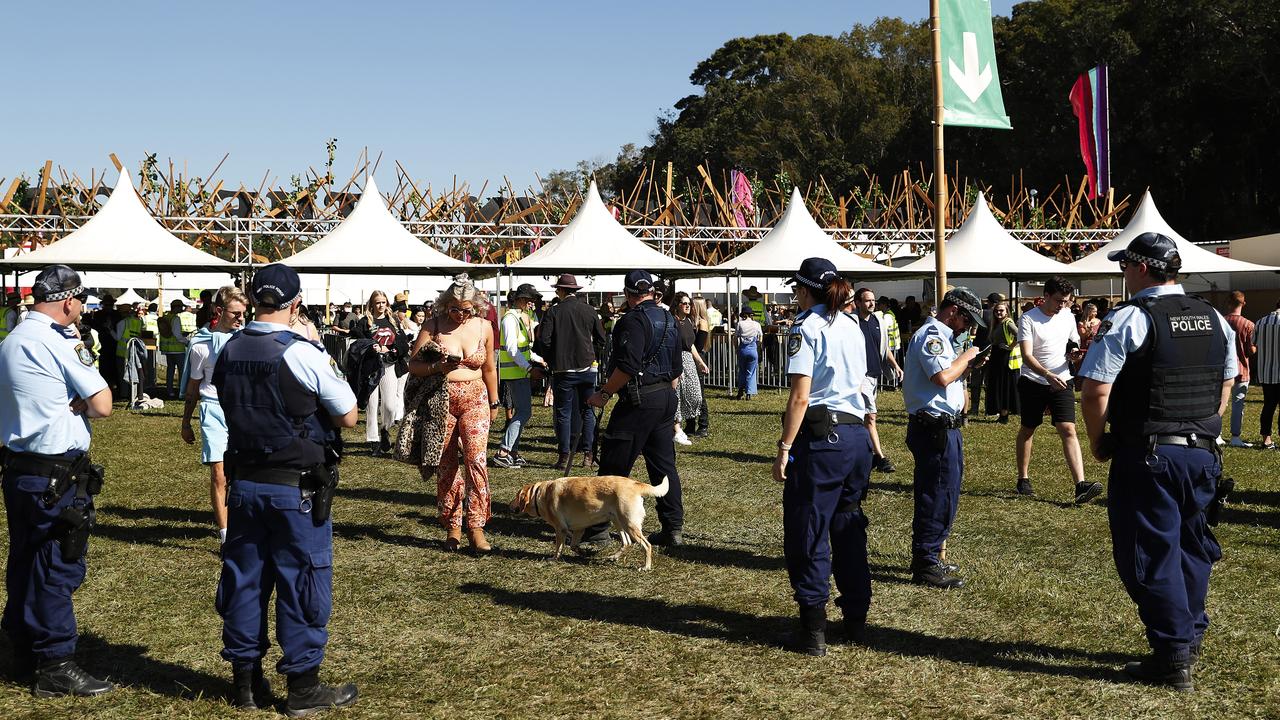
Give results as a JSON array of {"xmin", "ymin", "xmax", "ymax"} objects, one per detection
[{"xmin": 0, "ymin": 387, "xmax": 1278, "ymax": 720}]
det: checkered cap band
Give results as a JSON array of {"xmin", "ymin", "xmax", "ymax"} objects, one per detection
[{"xmin": 1123, "ymin": 248, "xmax": 1172, "ymax": 270}]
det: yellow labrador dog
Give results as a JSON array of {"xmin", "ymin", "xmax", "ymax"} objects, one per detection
[{"xmin": 510, "ymin": 475, "xmax": 670, "ymax": 571}]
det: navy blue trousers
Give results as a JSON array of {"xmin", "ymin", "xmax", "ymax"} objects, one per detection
[
  {"xmin": 1108, "ymin": 445, "xmax": 1221, "ymax": 661},
  {"xmin": 783, "ymin": 423, "xmax": 873, "ymax": 614},
  {"xmin": 906, "ymin": 420, "xmax": 963, "ymax": 566},
  {"xmin": 597, "ymin": 386, "xmax": 683, "ymax": 531},
  {"xmin": 2, "ymin": 465, "xmax": 90, "ymax": 663},
  {"xmin": 554, "ymin": 371, "xmax": 598, "ymax": 454},
  {"xmin": 217, "ymin": 479, "xmax": 333, "ymax": 676}
]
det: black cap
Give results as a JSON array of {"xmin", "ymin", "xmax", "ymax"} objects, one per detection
[
  {"xmin": 31, "ymin": 264, "xmax": 86, "ymax": 302},
  {"xmin": 250, "ymin": 263, "xmax": 301, "ymax": 309},
  {"xmin": 788, "ymin": 257, "xmax": 839, "ymax": 290},
  {"xmin": 512, "ymin": 283, "xmax": 541, "ymax": 302},
  {"xmin": 1106, "ymin": 232, "xmax": 1181, "ymax": 271},
  {"xmin": 624, "ymin": 270, "xmax": 655, "ymax": 294},
  {"xmin": 943, "ymin": 286, "xmax": 985, "ymax": 327}
]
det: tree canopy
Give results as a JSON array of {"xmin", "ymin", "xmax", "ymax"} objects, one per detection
[{"xmin": 557, "ymin": 0, "xmax": 1278, "ymax": 240}]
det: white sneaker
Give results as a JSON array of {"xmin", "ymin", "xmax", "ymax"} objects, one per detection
[
  {"xmin": 674, "ymin": 429, "xmax": 692, "ymax": 446},
  {"xmin": 1229, "ymin": 436, "xmax": 1253, "ymax": 448},
  {"xmin": 1215, "ymin": 436, "xmax": 1226, "ymax": 446}
]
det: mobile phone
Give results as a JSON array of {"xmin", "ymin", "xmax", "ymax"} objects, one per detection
[{"xmin": 446, "ymin": 353, "xmax": 463, "ymax": 363}]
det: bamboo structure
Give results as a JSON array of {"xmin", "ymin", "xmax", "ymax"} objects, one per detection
[{"xmin": 0, "ymin": 151, "xmax": 1129, "ymax": 266}]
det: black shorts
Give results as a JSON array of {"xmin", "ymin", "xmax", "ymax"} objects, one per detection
[{"xmin": 1017, "ymin": 377, "xmax": 1076, "ymax": 428}]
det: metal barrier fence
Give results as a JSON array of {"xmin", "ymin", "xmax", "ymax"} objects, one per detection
[{"xmin": 702, "ymin": 330, "xmax": 903, "ymax": 392}]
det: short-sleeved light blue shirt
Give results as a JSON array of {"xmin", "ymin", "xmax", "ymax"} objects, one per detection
[
  {"xmin": 786, "ymin": 305, "xmax": 868, "ymax": 418},
  {"xmin": 903, "ymin": 316, "xmax": 966, "ymax": 416},
  {"xmin": 244, "ymin": 321, "xmax": 357, "ymax": 416},
  {"xmin": 1078, "ymin": 284, "xmax": 1238, "ymax": 384},
  {"xmin": 0, "ymin": 311, "xmax": 109, "ymax": 454}
]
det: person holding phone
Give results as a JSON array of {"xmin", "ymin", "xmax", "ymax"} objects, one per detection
[
  {"xmin": 408, "ymin": 275, "xmax": 499, "ymax": 553},
  {"xmin": 1013, "ymin": 276, "xmax": 1103, "ymax": 505}
]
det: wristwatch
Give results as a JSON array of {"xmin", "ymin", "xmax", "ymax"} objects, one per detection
[
  {"xmin": 490, "ymin": 401, "xmax": 501, "ymax": 408},
  {"xmin": 600, "ymin": 390, "xmax": 613, "ymax": 401}
]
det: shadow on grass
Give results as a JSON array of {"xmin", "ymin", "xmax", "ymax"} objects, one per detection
[
  {"xmin": 95, "ymin": 506, "xmax": 210, "ymax": 548},
  {"xmin": 334, "ymin": 522, "xmax": 436, "ymax": 550},
  {"xmin": 1220, "ymin": 506, "xmax": 1280, "ymax": 530},
  {"xmin": 0, "ymin": 632, "xmax": 227, "ymax": 700},
  {"xmin": 867, "ymin": 481, "xmax": 1081, "ymax": 509},
  {"xmin": 1231, "ymin": 487, "xmax": 1280, "ymax": 507},
  {"xmin": 100, "ymin": 505, "xmax": 209, "ymax": 525},
  {"xmin": 459, "ymin": 583, "xmax": 1129, "ymax": 682}
]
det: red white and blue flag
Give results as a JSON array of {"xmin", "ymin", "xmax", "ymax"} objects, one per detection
[{"xmin": 1069, "ymin": 64, "xmax": 1110, "ymax": 200}]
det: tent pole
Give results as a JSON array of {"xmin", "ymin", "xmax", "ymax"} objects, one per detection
[
  {"xmin": 157, "ymin": 273, "xmax": 164, "ymax": 309},
  {"xmin": 930, "ymin": 0, "xmax": 949, "ymax": 294},
  {"xmin": 325, "ymin": 273, "xmax": 332, "ymax": 325}
]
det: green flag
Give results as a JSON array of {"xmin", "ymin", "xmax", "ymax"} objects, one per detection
[{"xmin": 941, "ymin": 0, "xmax": 1012, "ymax": 130}]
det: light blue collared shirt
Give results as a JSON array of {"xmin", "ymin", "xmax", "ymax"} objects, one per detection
[
  {"xmin": 1078, "ymin": 284, "xmax": 1237, "ymax": 384},
  {"xmin": 786, "ymin": 305, "xmax": 868, "ymax": 418},
  {"xmin": 238, "ymin": 321, "xmax": 357, "ymax": 416},
  {"xmin": 0, "ymin": 311, "xmax": 109, "ymax": 454},
  {"xmin": 903, "ymin": 316, "xmax": 966, "ymax": 416}
]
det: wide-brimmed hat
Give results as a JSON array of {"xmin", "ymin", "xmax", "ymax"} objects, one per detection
[
  {"xmin": 512, "ymin": 283, "xmax": 541, "ymax": 302},
  {"xmin": 743, "ymin": 285, "xmax": 763, "ymax": 299},
  {"xmin": 552, "ymin": 273, "xmax": 582, "ymax": 290}
]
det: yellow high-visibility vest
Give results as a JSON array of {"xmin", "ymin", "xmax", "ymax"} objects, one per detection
[{"xmin": 498, "ymin": 309, "xmax": 533, "ymax": 381}]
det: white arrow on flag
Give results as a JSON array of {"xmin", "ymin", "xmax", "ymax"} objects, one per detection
[{"xmin": 948, "ymin": 31, "xmax": 992, "ymax": 102}]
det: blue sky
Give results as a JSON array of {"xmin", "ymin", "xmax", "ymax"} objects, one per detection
[{"xmin": 5, "ymin": 0, "xmax": 1015, "ymax": 196}]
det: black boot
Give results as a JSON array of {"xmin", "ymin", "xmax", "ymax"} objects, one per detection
[
  {"xmin": 369, "ymin": 441, "xmax": 383, "ymax": 458},
  {"xmin": 379, "ymin": 429, "xmax": 391, "ymax": 453},
  {"xmin": 1123, "ymin": 653, "xmax": 1194, "ymax": 692},
  {"xmin": 33, "ymin": 658, "xmax": 114, "ymax": 698},
  {"xmin": 648, "ymin": 528, "xmax": 684, "ymax": 547},
  {"xmin": 911, "ymin": 562, "xmax": 964, "ymax": 589},
  {"xmin": 785, "ymin": 604, "xmax": 827, "ymax": 656},
  {"xmin": 286, "ymin": 670, "xmax": 358, "ymax": 717},
  {"xmin": 230, "ymin": 662, "xmax": 273, "ymax": 709}
]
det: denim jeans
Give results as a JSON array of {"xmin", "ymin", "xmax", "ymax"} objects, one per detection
[
  {"xmin": 553, "ymin": 371, "xmax": 597, "ymax": 454},
  {"xmin": 1231, "ymin": 381, "xmax": 1249, "ymax": 438},
  {"xmin": 737, "ymin": 343, "xmax": 759, "ymax": 396},
  {"xmin": 500, "ymin": 378, "xmax": 532, "ymax": 453}
]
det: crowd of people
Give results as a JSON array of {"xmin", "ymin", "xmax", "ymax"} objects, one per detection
[{"xmin": 0, "ymin": 232, "xmax": 1256, "ymax": 710}]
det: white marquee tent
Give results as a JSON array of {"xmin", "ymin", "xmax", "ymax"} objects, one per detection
[
  {"xmin": 899, "ymin": 192, "xmax": 1088, "ymax": 278},
  {"xmin": 1068, "ymin": 191, "xmax": 1279, "ymax": 275},
  {"xmin": 278, "ymin": 176, "xmax": 480, "ymax": 274},
  {"xmin": 510, "ymin": 182, "xmax": 701, "ymax": 275},
  {"xmin": 713, "ymin": 188, "xmax": 909, "ymax": 277},
  {"xmin": 0, "ymin": 168, "xmax": 236, "ymax": 272}
]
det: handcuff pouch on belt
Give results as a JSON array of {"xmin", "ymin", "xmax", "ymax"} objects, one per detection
[
  {"xmin": 39, "ymin": 454, "xmax": 104, "ymax": 563},
  {"xmin": 799, "ymin": 406, "xmax": 863, "ymax": 442}
]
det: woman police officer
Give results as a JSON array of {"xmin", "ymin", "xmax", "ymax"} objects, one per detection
[{"xmin": 773, "ymin": 257, "xmax": 874, "ymax": 656}]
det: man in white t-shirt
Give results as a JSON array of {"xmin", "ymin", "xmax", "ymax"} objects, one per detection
[
  {"xmin": 1014, "ymin": 276, "xmax": 1102, "ymax": 505},
  {"xmin": 180, "ymin": 286, "xmax": 248, "ymax": 544}
]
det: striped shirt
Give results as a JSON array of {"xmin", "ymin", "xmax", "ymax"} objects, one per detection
[{"xmin": 1254, "ymin": 310, "xmax": 1280, "ymax": 385}]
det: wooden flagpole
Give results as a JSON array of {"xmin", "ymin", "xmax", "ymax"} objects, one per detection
[{"xmin": 930, "ymin": 0, "xmax": 948, "ymax": 296}]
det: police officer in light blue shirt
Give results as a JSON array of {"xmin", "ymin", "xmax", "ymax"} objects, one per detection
[
  {"xmin": 0, "ymin": 264, "xmax": 115, "ymax": 697},
  {"xmin": 213, "ymin": 263, "xmax": 360, "ymax": 713},
  {"xmin": 1079, "ymin": 232, "xmax": 1235, "ymax": 691},
  {"xmin": 901, "ymin": 287, "xmax": 986, "ymax": 589},
  {"xmin": 773, "ymin": 257, "xmax": 873, "ymax": 656}
]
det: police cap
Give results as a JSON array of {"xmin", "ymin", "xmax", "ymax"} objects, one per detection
[
  {"xmin": 788, "ymin": 257, "xmax": 839, "ymax": 290},
  {"xmin": 943, "ymin": 286, "xmax": 985, "ymax": 327},
  {"xmin": 250, "ymin": 263, "xmax": 302, "ymax": 309},
  {"xmin": 1106, "ymin": 231, "xmax": 1182, "ymax": 271},
  {"xmin": 624, "ymin": 270, "xmax": 655, "ymax": 294},
  {"xmin": 31, "ymin": 264, "xmax": 87, "ymax": 303}
]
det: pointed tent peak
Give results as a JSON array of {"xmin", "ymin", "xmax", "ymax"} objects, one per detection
[
  {"xmin": 362, "ymin": 175, "xmax": 382, "ymax": 202},
  {"xmin": 1126, "ymin": 189, "xmax": 1180, "ymax": 238},
  {"xmin": 788, "ymin": 186, "xmax": 804, "ymax": 206},
  {"xmin": 585, "ymin": 181, "xmax": 603, "ymax": 204},
  {"xmin": 349, "ymin": 175, "xmax": 386, "ymax": 215},
  {"xmin": 963, "ymin": 191, "xmax": 995, "ymax": 223},
  {"xmin": 114, "ymin": 165, "xmax": 134, "ymax": 190}
]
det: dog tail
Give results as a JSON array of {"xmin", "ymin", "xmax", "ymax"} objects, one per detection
[{"xmin": 640, "ymin": 476, "xmax": 670, "ymax": 498}]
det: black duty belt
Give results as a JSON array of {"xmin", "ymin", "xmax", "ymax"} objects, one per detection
[
  {"xmin": 0, "ymin": 450, "xmax": 86, "ymax": 479},
  {"xmin": 232, "ymin": 466, "xmax": 311, "ymax": 487},
  {"xmin": 829, "ymin": 411, "xmax": 864, "ymax": 426},
  {"xmin": 1151, "ymin": 434, "xmax": 1217, "ymax": 452},
  {"xmin": 910, "ymin": 411, "xmax": 963, "ymax": 429}
]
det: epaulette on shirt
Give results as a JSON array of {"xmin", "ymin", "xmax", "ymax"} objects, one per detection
[{"xmin": 50, "ymin": 322, "xmax": 78, "ymax": 340}]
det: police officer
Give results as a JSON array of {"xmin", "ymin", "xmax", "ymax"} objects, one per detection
[
  {"xmin": 212, "ymin": 264, "xmax": 360, "ymax": 714},
  {"xmin": 1079, "ymin": 232, "xmax": 1235, "ymax": 691},
  {"xmin": 0, "ymin": 264, "xmax": 114, "ymax": 697},
  {"xmin": 901, "ymin": 287, "xmax": 986, "ymax": 590},
  {"xmin": 771, "ymin": 258, "xmax": 873, "ymax": 656},
  {"xmin": 586, "ymin": 269, "xmax": 684, "ymax": 546}
]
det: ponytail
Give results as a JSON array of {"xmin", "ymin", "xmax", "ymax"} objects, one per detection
[{"xmin": 822, "ymin": 279, "xmax": 852, "ymax": 322}]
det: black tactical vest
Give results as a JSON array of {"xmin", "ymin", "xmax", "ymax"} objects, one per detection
[
  {"xmin": 1108, "ymin": 293, "xmax": 1227, "ymax": 438},
  {"xmin": 635, "ymin": 301, "xmax": 680, "ymax": 385},
  {"xmin": 213, "ymin": 328, "xmax": 329, "ymax": 470}
]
